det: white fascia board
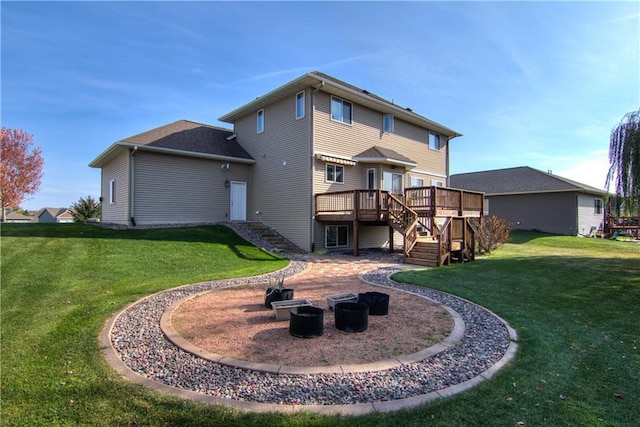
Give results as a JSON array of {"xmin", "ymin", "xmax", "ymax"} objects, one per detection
[
  {"xmin": 410, "ymin": 169, "xmax": 448, "ymax": 179},
  {"xmin": 90, "ymin": 142, "xmax": 255, "ymax": 168}
]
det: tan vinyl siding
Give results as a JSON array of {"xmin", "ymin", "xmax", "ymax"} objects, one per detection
[
  {"xmin": 234, "ymin": 89, "xmax": 312, "ymax": 250},
  {"xmin": 101, "ymin": 150, "xmax": 130, "ymax": 225},
  {"xmin": 312, "ymin": 91, "xmax": 448, "ymax": 197},
  {"xmin": 132, "ymin": 152, "xmax": 251, "ymax": 225},
  {"xmin": 577, "ymin": 193, "xmax": 604, "ymax": 236}
]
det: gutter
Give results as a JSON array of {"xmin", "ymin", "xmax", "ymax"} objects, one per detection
[{"xmin": 90, "ymin": 142, "xmax": 256, "ymax": 168}]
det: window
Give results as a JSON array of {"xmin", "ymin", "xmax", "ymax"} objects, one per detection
[
  {"xmin": 429, "ymin": 132, "xmax": 441, "ymax": 150},
  {"xmin": 410, "ymin": 177, "xmax": 424, "ymax": 187},
  {"xmin": 326, "ymin": 225, "xmax": 349, "ymax": 248},
  {"xmin": 109, "ymin": 179, "xmax": 116, "ymax": 204},
  {"xmin": 383, "ymin": 114, "xmax": 394, "ymax": 133},
  {"xmin": 331, "ymin": 96, "xmax": 352, "ymax": 124},
  {"xmin": 326, "ymin": 164, "xmax": 344, "ymax": 183},
  {"xmin": 296, "ymin": 91, "xmax": 305, "ymax": 119},
  {"xmin": 366, "ymin": 168, "xmax": 377, "ymax": 189},
  {"xmin": 257, "ymin": 109, "xmax": 264, "ymax": 133},
  {"xmin": 383, "ymin": 171, "xmax": 403, "ymax": 194},
  {"xmin": 431, "ymin": 179, "xmax": 444, "ymax": 187},
  {"xmin": 595, "ymin": 199, "xmax": 603, "ymax": 214}
]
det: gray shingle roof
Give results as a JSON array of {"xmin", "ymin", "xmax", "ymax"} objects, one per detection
[
  {"xmin": 354, "ymin": 146, "xmax": 416, "ymax": 166},
  {"xmin": 121, "ymin": 120, "xmax": 253, "ymax": 160},
  {"xmin": 450, "ymin": 166, "xmax": 605, "ymax": 195}
]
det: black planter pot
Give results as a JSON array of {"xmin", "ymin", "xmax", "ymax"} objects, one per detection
[
  {"xmin": 289, "ymin": 306, "xmax": 324, "ymax": 338},
  {"xmin": 264, "ymin": 288, "xmax": 294, "ymax": 308},
  {"xmin": 358, "ymin": 291, "xmax": 389, "ymax": 316},
  {"xmin": 335, "ymin": 302, "xmax": 369, "ymax": 332}
]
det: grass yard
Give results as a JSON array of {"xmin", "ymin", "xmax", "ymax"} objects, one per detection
[{"xmin": 1, "ymin": 225, "xmax": 638, "ymax": 426}]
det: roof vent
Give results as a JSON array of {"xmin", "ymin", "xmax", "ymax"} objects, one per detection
[{"xmin": 406, "ymin": 107, "xmax": 412, "ymax": 112}]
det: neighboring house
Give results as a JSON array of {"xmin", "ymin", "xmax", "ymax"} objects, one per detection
[
  {"xmin": 38, "ymin": 208, "xmax": 75, "ymax": 223},
  {"xmin": 90, "ymin": 71, "xmax": 482, "ymax": 265},
  {"xmin": 4, "ymin": 211, "xmax": 34, "ymax": 223},
  {"xmin": 450, "ymin": 166, "xmax": 606, "ymax": 236}
]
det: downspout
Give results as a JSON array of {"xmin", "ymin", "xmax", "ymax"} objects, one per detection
[
  {"xmin": 130, "ymin": 146, "xmax": 137, "ymax": 226},
  {"xmin": 310, "ymin": 83, "xmax": 323, "ymax": 252}
]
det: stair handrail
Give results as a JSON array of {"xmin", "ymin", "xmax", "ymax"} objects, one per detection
[
  {"xmin": 387, "ymin": 193, "xmax": 419, "ymax": 255},
  {"xmin": 435, "ymin": 217, "xmax": 452, "ymax": 266}
]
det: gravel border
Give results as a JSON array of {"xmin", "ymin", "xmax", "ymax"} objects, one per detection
[{"xmin": 103, "ymin": 258, "xmax": 517, "ymax": 413}]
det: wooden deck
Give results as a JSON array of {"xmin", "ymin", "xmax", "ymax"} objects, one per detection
[
  {"xmin": 314, "ymin": 186, "xmax": 484, "ymax": 265},
  {"xmin": 314, "ymin": 187, "xmax": 484, "ymax": 222}
]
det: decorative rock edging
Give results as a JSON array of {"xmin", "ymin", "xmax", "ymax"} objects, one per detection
[{"xmin": 101, "ymin": 262, "xmax": 518, "ymax": 415}]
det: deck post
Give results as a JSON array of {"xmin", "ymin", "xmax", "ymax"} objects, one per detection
[
  {"xmin": 352, "ymin": 220, "xmax": 359, "ymax": 256},
  {"xmin": 388, "ymin": 225, "xmax": 394, "ymax": 253}
]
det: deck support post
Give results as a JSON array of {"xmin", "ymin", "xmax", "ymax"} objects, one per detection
[
  {"xmin": 388, "ymin": 225, "xmax": 394, "ymax": 253},
  {"xmin": 352, "ymin": 220, "xmax": 359, "ymax": 256}
]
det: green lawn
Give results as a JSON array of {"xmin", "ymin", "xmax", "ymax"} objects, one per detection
[{"xmin": 1, "ymin": 225, "xmax": 638, "ymax": 426}]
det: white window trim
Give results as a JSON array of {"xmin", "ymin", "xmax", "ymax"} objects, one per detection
[
  {"xmin": 383, "ymin": 114, "xmax": 394, "ymax": 133},
  {"xmin": 325, "ymin": 225, "xmax": 349, "ymax": 248},
  {"xmin": 109, "ymin": 179, "xmax": 116, "ymax": 204},
  {"xmin": 257, "ymin": 109, "xmax": 264, "ymax": 134},
  {"xmin": 326, "ymin": 163, "xmax": 345, "ymax": 184},
  {"xmin": 431, "ymin": 179, "xmax": 444, "ymax": 187},
  {"xmin": 366, "ymin": 168, "xmax": 377, "ymax": 189},
  {"xmin": 296, "ymin": 91, "xmax": 305, "ymax": 119},
  {"xmin": 330, "ymin": 96, "xmax": 353, "ymax": 125},
  {"xmin": 428, "ymin": 132, "xmax": 441, "ymax": 151},
  {"xmin": 410, "ymin": 176, "xmax": 424, "ymax": 187},
  {"xmin": 595, "ymin": 198, "xmax": 603, "ymax": 214}
]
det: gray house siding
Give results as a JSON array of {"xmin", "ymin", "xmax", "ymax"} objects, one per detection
[
  {"xmin": 38, "ymin": 210, "xmax": 57, "ymax": 223},
  {"xmin": 101, "ymin": 150, "xmax": 130, "ymax": 225},
  {"xmin": 234, "ymin": 89, "xmax": 313, "ymax": 251},
  {"xmin": 577, "ymin": 193, "xmax": 604, "ymax": 236},
  {"xmin": 488, "ymin": 192, "xmax": 577, "ymax": 235},
  {"xmin": 132, "ymin": 151, "xmax": 251, "ymax": 225}
]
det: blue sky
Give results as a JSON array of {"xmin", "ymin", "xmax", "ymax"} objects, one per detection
[{"xmin": 2, "ymin": 1, "xmax": 638, "ymax": 210}]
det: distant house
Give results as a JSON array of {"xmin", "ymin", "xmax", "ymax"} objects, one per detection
[
  {"xmin": 38, "ymin": 208, "xmax": 75, "ymax": 223},
  {"xmin": 90, "ymin": 72, "xmax": 484, "ymax": 266},
  {"xmin": 450, "ymin": 166, "xmax": 606, "ymax": 236},
  {"xmin": 4, "ymin": 211, "xmax": 34, "ymax": 223}
]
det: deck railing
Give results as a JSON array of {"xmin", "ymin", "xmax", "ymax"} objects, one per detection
[
  {"xmin": 404, "ymin": 186, "xmax": 484, "ymax": 217},
  {"xmin": 315, "ymin": 186, "xmax": 484, "ymax": 219}
]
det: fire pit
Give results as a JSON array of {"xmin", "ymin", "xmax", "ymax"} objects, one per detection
[
  {"xmin": 289, "ymin": 306, "xmax": 324, "ymax": 338},
  {"xmin": 358, "ymin": 291, "xmax": 389, "ymax": 316},
  {"xmin": 334, "ymin": 302, "xmax": 369, "ymax": 332}
]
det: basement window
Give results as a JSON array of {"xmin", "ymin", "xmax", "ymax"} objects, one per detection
[{"xmin": 326, "ymin": 225, "xmax": 349, "ymax": 248}]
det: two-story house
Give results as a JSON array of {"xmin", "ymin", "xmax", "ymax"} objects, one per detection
[{"xmin": 90, "ymin": 72, "xmax": 483, "ymax": 265}]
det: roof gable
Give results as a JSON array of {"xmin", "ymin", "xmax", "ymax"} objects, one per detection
[
  {"xmin": 450, "ymin": 166, "xmax": 606, "ymax": 196},
  {"xmin": 218, "ymin": 71, "xmax": 461, "ymax": 138}
]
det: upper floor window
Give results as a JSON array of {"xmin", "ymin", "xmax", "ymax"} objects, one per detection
[
  {"xmin": 383, "ymin": 114, "xmax": 394, "ymax": 133},
  {"xmin": 109, "ymin": 179, "xmax": 116, "ymax": 204},
  {"xmin": 296, "ymin": 91, "xmax": 305, "ymax": 119},
  {"xmin": 429, "ymin": 132, "xmax": 441, "ymax": 150},
  {"xmin": 331, "ymin": 96, "xmax": 352, "ymax": 125},
  {"xmin": 326, "ymin": 163, "xmax": 344, "ymax": 183},
  {"xmin": 257, "ymin": 109, "xmax": 264, "ymax": 133}
]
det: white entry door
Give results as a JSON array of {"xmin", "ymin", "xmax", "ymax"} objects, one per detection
[{"xmin": 230, "ymin": 181, "xmax": 247, "ymax": 221}]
